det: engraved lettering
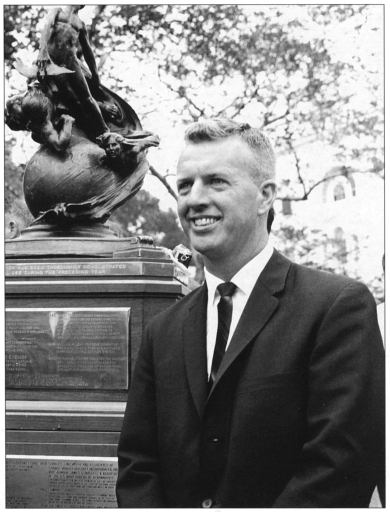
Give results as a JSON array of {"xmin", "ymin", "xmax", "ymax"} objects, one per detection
[{"xmin": 6, "ymin": 308, "xmax": 130, "ymax": 390}]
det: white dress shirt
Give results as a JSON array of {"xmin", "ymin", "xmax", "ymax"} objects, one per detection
[{"xmin": 204, "ymin": 241, "xmax": 274, "ymax": 377}]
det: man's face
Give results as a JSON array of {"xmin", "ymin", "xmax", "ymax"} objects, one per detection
[
  {"xmin": 177, "ymin": 137, "xmax": 268, "ymax": 270},
  {"xmin": 105, "ymin": 140, "xmax": 121, "ymax": 159}
]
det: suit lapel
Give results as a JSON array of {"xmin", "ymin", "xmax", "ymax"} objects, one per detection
[
  {"xmin": 209, "ymin": 250, "xmax": 291, "ymax": 393},
  {"xmin": 183, "ymin": 283, "xmax": 208, "ymax": 419}
]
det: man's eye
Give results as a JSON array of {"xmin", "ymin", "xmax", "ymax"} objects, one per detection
[
  {"xmin": 177, "ymin": 182, "xmax": 191, "ymax": 193},
  {"xmin": 210, "ymin": 178, "xmax": 224, "ymax": 185}
]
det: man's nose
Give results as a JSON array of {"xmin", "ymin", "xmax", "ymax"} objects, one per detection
[{"xmin": 186, "ymin": 181, "xmax": 209, "ymax": 208}]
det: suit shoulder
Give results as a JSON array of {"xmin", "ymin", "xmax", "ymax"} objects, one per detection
[
  {"xmin": 289, "ymin": 260, "xmax": 372, "ymax": 298},
  {"xmin": 272, "ymin": 250, "xmax": 368, "ymax": 294}
]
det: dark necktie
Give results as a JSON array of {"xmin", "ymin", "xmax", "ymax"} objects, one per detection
[{"xmin": 209, "ymin": 282, "xmax": 237, "ymax": 388}]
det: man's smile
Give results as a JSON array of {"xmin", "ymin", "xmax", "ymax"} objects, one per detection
[{"xmin": 190, "ymin": 216, "xmax": 220, "ymax": 228}]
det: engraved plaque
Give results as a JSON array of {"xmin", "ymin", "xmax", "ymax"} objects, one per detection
[
  {"xmin": 6, "ymin": 457, "xmax": 117, "ymax": 508},
  {"xmin": 6, "ymin": 308, "xmax": 130, "ymax": 389},
  {"xmin": 6, "ymin": 259, "xmax": 174, "ymax": 277}
]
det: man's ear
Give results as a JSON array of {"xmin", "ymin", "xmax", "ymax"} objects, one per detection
[{"xmin": 258, "ymin": 180, "xmax": 277, "ymax": 215}]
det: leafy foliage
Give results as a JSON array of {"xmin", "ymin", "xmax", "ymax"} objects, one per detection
[
  {"xmin": 4, "ymin": 6, "xmax": 383, "ymax": 294},
  {"xmin": 4, "ymin": 136, "xmax": 25, "ymax": 199},
  {"xmin": 110, "ymin": 190, "xmax": 188, "ymax": 249},
  {"xmin": 5, "ymin": 5, "xmax": 383, "ymax": 195},
  {"xmin": 273, "ymin": 221, "xmax": 383, "ymax": 302}
]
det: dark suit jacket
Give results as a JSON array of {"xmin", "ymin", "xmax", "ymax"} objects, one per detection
[{"xmin": 117, "ymin": 250, "xmax": 385, "ymax": 507}]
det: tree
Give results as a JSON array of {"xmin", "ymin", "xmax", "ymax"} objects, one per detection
[
  {"xmin": 5, "ymin": 5, "xmax": 383, "ymax": 204},
  {"xmin": 110, "ymin": 190, "xmax": 188, "ymax": 249},
  {"xmin": 4, "ymin": 6, "xmax": 383, "ymax": 293},
  {"xmin": 4, "ymin": 136, "xmax": 25, "ymax": 199},
  {"xmin": 272, "ymin": 220, "xmax": 383, "ymax": 303}
]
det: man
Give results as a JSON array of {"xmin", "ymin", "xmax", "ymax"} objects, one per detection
[
  {"xmin": 34, "ymin": 5, "xmax": 109, "ymax": 139},
  {"xmin": 117, "ymin": 118, "xmax": 385, "ymax": 507}
]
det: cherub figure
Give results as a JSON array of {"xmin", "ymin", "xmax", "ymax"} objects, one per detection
[
  {"xmin": 34, "ymin": 5, "xmax": 109, "ymax": 139},
  {"xmin": 97, "ymin": 131, "xmax": 160, "ymax": 171},
  {"xmin": 6, "ymin": 86, "xmax": 75, "ymax": 151}
]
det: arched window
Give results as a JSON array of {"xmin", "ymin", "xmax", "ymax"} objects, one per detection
[
  {"xmin": 322, "ymin": 167, "xmax": 356, "ymax": 203},
  {"xmin": 333, "ymin": 183, "xmax": 346, "ymax": 202}
]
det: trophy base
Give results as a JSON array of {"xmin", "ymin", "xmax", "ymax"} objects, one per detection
[{"xmin": 5, "ymin": 234, "xmax": 162, "ymax": 259}]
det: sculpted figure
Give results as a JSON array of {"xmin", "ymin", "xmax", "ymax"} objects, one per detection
[
  {"xmin": 97, "ymin": 132, "xmax": 160, "ymax": 171},
  {"xmin": 21, "ymin": 87, "xmax": 75, "ymax": 151},
  {"xmin": 5, "ymin": 94, "xmax": 26, "ymax": 132},
  {"xmin": 34, "ymin": 5, "xmax": 108, "ymax": 139},
  {"xmin": 6, "ymin": 86, "xmax": 75, "ymax": 151},
  {"xmin": 5, "ymin": 7, "xmax": 159, "ymax": 230}
]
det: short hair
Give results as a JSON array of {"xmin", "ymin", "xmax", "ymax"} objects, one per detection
[{"xmin": 184, "ymin": 118, "xmax": 276, "ymax": 183}]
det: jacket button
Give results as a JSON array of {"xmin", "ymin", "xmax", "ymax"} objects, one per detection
[{"xmin": 202, "ymin": 498, "xmax": 213, "ymax": 508}]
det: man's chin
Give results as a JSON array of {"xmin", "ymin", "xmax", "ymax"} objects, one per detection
[{"xmin": 189, "ymin": 237, "xmax": 217, "ymax": 258}]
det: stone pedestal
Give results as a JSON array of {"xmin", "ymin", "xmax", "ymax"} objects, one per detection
[{"xmin": 5, "ymin": 237, "xmax": 190, "ymax": 508}]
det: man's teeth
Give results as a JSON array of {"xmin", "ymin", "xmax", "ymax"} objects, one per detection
[{"xmin": 193, "ymin": 218, "xmax": 217, "ymax": 227}]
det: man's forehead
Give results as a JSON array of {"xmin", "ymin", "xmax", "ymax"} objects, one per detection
[
  {"xmin": 178, "ymin": 137, "xmax": 252, "ymax": 171},
  {"xmin": 181, "ymin": 136, "xmax": 251, "ymax": 157}
]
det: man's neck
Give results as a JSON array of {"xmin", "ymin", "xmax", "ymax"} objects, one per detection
[{"xmin": 204, "ymin": 238, "xmax": 269, "ymax": 282}]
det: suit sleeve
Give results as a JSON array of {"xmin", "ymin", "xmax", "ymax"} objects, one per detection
[
  {"xmin": 116, "ymin": 322, "xmax": 167, "ymax": 507},
  {"xmin": 273, "ymin": 281, "xmax": 385, "ymax": 507}
]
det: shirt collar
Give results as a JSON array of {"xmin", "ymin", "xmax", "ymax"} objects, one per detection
[{"xmin": 205, "ymin": 240, "xmax": 274, "ymax": 304}]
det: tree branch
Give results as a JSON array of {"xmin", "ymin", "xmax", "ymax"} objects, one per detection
[
  {"xmin": 264, "ymin": 109, "xmax": 289, "ymax": 127},
  {"xmin": 215, "ymin": 86, "xmax": 260, "ymax": 119},
  {"xmin": 157, "ymin": 67, "xmax": 205, "ymax": 119},
  {"xmin": 149, "ymin": 165, "xmax": 178, "ymax": 201},
  {"xmin": 276, "ymin": 168, "xmax": 382, "ymax": 202},
  {"xmin": 285, "ymin": 122, "xmax": 308, "ymax": 199}
]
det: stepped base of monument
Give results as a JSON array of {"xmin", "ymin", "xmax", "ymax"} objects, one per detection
[
  {"xmin": 19, "ymin": 221, "xmax": 121, "ymax": 239},
  {"xmin": 5, "ymin": 234, "xmax": 162, "ymax": 259},
  {"xmin": 5, "ymin": 239, "xmax": 191, "ymax": 508}
]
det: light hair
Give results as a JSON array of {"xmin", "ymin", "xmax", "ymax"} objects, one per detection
[{"xmin": 184, "ymin": 118, "xmax": 276, "ymax": 184}]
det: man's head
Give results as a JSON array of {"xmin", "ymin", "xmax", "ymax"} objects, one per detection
[
  {"xmin": 97, "ymin": 133, "xmax": 123, "ymax": 160},
  {"xmin": 184, "ymin": 118, "xmax": 276, "ymax": 184},
  {"xmin": 177, "ymin": 118, "xmax": 277, "ymax": 280}
]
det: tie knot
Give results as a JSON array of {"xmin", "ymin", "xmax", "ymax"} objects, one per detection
[{"xmin": 217, "ymin": 282, "xmax": 236, "ymax": 298}]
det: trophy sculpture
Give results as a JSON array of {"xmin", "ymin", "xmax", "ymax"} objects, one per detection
[
  {"xmin": 5, "ymin": 7, "xmax": 189, "ymax": 508},
  {"xmin": 6, "ymin": 5, "xmax": 161, "ymax": 247}
]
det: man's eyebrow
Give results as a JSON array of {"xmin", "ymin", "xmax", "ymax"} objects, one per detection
[{"xmin": 176, "ymin": 177, "xmax": 192, "ymax": 185}]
